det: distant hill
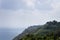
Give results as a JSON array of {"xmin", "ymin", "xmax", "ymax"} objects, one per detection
[{"xmin": 13, "ymin": 20, "xmax": 60, "ymax": 40}]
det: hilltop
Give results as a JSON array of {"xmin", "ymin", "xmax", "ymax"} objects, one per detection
[{"xmin": 13, "ymin": 20, "xmax": 60, "ymax": 40}]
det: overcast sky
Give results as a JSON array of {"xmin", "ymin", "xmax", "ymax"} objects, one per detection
[{"xmin": 0, "ymin": 0, "xmax": 60, "ymax": 29}]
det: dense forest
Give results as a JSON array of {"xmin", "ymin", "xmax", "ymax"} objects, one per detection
[{"xmin": 13, "ymin": 20, "xmax": 60, "ymax": 40}]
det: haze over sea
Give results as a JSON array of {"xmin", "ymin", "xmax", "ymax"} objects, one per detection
[{"xmin": 0, "ymin": 28, "xmax": 25, "ymax": 40}]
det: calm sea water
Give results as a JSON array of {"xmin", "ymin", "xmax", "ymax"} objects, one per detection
[{"xmin": 0, "ymin": 28, "xmax": 25, "ymax": 40}]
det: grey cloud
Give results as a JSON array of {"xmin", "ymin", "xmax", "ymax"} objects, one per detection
[
  {"xmin": 0, "ymin": 0, "xmax": 60, "ymax": 28},
  {"xmin": 1, "ymin": 0, "xmax": 27, "ymax": 10},
  {"xmin": 36, "ymin": 4, "xmax": 53, "ymax": 11},
  {"xmin": 35, "ymin": 0, "xmax": 53, "ymax": 11}
]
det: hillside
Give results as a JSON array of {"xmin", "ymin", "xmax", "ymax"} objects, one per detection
[{"xmin": 13, "ymin": 20, "xmax": 60, "ymax": 40}]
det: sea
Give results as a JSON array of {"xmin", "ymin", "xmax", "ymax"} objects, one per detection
[{"xmin": 0, "ymin": 28, "xmax": 25, "ymax": 40}]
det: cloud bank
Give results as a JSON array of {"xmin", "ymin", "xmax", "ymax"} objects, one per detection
[{"xmin": 0, "ymin": 0, "xmax": 60, "ymax": 28}]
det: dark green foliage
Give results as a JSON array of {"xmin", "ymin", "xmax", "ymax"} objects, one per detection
[
  {"xmin": 13, "ymin": 20, "xmax": 60, "ymax": 40},
  {"xmin": 20, "ymin": 31, "xmax": 60, "ymax": 40}
]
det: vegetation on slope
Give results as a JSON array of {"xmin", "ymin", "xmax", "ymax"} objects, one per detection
[{"xmin": 13, "ymin": 20, "xmax": 60, "ymax": 40}]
